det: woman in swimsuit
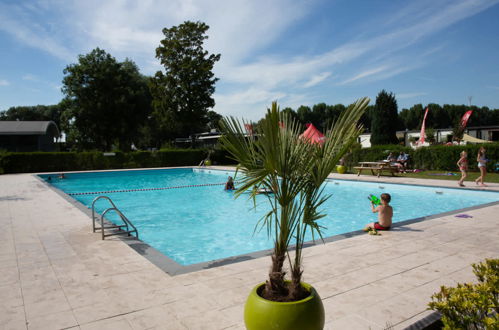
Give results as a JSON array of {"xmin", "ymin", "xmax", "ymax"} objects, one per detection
[
  {"xmin": 456, "ymin": 151, "xmax": 468, "ymax": 187},
  {"xmin": 475, "ymin": 147, "xmax": 487, "ymax": 187}
]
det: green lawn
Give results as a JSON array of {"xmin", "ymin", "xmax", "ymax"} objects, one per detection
[{"xmin": 348, "ymin": 170, "xmax": 499, "ymax": 183}]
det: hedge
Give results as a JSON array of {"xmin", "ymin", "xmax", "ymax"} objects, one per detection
[
  {"xmin": 345, "ymin": 143, "xmax": 499, "ymax": 172},
  {"xmin": 1, "ymin": 144, "xmax": 497, "ymax": 174},
  {"xmin": 0, "ymin": 149, "xmax": 210, "ymax": 174}
]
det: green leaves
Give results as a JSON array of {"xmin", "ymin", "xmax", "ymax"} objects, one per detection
[
  {"xmin": 429, "ymin": 258, "xmax": 499, "ymax": 329},
  {"xmin": 371, "ymin": 89, "xmax": 399, "ymax": 145},
  {"xmin": 150, "ymin": 21, "xmax": 221, "ymax": 140},
  {"xmin": 220, "ymin": 98, "xmax": 369, "ymax": 300},
  {"xmin": 61, "ymin": 48, "xmax": 151, "ymax": 151}
]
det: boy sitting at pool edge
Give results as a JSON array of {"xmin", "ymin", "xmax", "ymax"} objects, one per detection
[{"xmin": 364, "ymin": 193, "xmax": 393, "ymax": 231}]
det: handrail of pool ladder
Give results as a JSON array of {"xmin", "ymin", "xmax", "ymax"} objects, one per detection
[
  {"xmin": 91, "ymin": 195, "xmax": 139, "ymax": 240},
  {"xmin": 100, "ymin": 207, "xmax": 138, "ymax": 240}
]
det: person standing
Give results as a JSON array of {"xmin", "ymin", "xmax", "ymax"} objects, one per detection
[
  {"xmin": 457, "ymin": 151, "xmax": 468, "ymax": 187},
  {"xmin": 475, "ymin": 147, "xmax": 488, "ymax": 187}
]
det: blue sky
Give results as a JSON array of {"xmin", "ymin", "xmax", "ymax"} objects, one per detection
[{"xmin": 1, "ymin": 0, "xmax": 498, "ymax": 120}]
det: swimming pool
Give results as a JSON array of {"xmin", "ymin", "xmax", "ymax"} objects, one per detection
[{"xmin": 41, "ymin": 168, "xmax": 499, "ymax": 266}]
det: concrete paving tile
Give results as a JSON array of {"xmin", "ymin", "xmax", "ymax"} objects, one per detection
[
  {"xmin": 383, "ymin": 249, "xmax": 449, "ymax": 270},
  {"xmin": 80, "ymin": 316, "xmax": 133, "ymax": 330},
  {"xmin": 166, "ymin": 295, "xmax": 222, "ymax": 319},
  {"xmin": 72, "ymin": 301, "xmax": 133, "ymax": 325},
  {"xmin": 26, "ymin": 310, "xmax": 78, "ymax": 330},
  {"xmin": 180, "ymin": 309, "xmax": 237, "ymax": 330},
  {"xmin": 62, "ymin": 283, "xmax": 110, "ymax": 309},
  {"xmin": 19, "ymin": 265, "xmax": 59, "ymax": 284},
  {"xmin": 0, "ymin": 305, "xmax": 27, "ymax": 330},
  {"xmin": 211, "ymin": 285, "xmax": 249, "ymax": 309},
  {"xmin": 322, "ymin": 295, "xmax": 352, "ymax": 322},
  {"xmin": 398, "ymin": 265, "xmax": 449, "ymax": 287},
  {"xmin": 0, "ymin": 266, "xmax": 20, "ymax": 286},
  {"xmin": 392, "ymin": 310, "xmax": 438, "ymax": 330},
  {"xmin": 124, "ymin": 305, "xmax": 184, "ymax": 330},
  {"xmin": 20, "ymin": 278, "xmax": 62, "ymax": 304},
  {"xmin": 447, "ymin": 267, "xmax": 477, "ymax": 284},
  {"xmin": 0, "ymin": 283, "xmax": 23, "ymax": 308},
  {"xmin": 23, "ymin": 288, "xmax": 71, "ymax": 319},
  {"xmin": 356, "ymin": 293, "xmax": 427, "ymax": 327},
  {"xmin": 325, "ymin": 314, "xmax": 383, "ymax": 330},
  {"xmin": 219, "ymin": 304, "xmax": 244, "ymax": 327},
  {"xmin": 221, "ymin": 324, "xmax": 245, "ymax": 330}
]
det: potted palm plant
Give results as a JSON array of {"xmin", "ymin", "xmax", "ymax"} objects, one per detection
[{"xmin": 219, "ymin": 97, "xmax": 369, "ymax": 330}]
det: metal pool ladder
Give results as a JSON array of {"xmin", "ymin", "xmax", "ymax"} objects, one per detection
[{"xmin": 91, "ymin": 196, "xmax": 139, "ymax": 240}]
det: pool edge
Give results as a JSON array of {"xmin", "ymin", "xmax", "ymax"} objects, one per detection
[{"xmin": 33, "ymin": 168, "xmax": 499, "ymax": 276}]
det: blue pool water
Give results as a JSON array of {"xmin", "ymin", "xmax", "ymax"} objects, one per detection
[{"xmin": 41, "ymin": 168, "xmax": 499, "ymax": 266}]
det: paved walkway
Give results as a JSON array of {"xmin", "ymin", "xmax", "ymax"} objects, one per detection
[{"xmin": 0, "ymin": 169, "xmax": 498, "ymax": 329}]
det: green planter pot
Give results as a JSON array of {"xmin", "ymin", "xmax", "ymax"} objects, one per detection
[
  {"xmin": 336, "ymin": 165, "xmax": 346, "ymax": 174},
  {"xmin": 244, "ymin": 282, "xmax": 325, "ymax": 330},
  {"xmin": 204, "ymin": 159, "xmax": 212, "ymax": 166}
]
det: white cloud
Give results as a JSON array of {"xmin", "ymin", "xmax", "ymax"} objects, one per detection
[
  {"xmin": 0, "ymin": 3, "xmax": 75, "ymax": 61},
  {"xmin": 397, "ymin": 92, "xmax": 428, "ymax": 99},
  {"xmin": 0, "ymin": 79, "xmax": 10, "ymax": 86},
  {"xmin": 303, "ymin": 72, "xmax": 332, "ymax": 88},
  {"xmin": 22, "ymin": 74, "xmax": 39, "ymax": 81},
  {"xmin": 1, "ymin": 0, "xmax": 498, "ymax": 118}
]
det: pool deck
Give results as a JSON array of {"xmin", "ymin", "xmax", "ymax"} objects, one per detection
[{"xmin": 1, "ymin": 167, "xmax": 498, "ymax": 330}]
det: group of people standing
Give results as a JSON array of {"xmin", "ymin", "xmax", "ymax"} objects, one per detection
[{"xmin": 457, "ymin": 147, "xmax": 488, "ymax": 187}]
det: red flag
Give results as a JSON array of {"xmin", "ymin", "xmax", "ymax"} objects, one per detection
[
  {"xmin": 460, "ymin": 110, "xmax": 473, "ymax": 129},
  {"xmin": 244, "ymin": 124, "xmax": 253, "ymax": 135},
  {"xmin": 418, "ymin": 107, "xmax": 429, "ymax": 145}
]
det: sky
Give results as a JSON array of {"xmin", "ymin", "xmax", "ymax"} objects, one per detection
[{"xmin": 1, "ymin": 0, "xmax": 499, "ymax": 121}]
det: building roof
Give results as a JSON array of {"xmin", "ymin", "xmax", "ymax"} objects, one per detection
[{"xmin": 0, "ymin": 121, "xmax": 59, "ymax": 136}]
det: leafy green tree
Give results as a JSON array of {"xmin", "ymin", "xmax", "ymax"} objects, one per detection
[
  {"xmin": 150, "ymin": 21, "xmax": 220, "ymax": 140},
  {"xmin": 370, "ymin": 90, "xmax": 399, "ymax": 145},
  {"xmin": 296, "ymin": 105, "xmax": 313, "ymax": 127},
  {"xmin": 61, "ymin": 48, "xmax": 151, "ymax": 151},
  {"xmin": 206, "ymin": 110, "xmax": 222, "ymax": 131}
]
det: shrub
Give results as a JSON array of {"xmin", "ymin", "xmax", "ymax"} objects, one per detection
[
  {"xmin": 428, "ymin": 258, "xmax": 498, "ymax": 329},
  {"xmin": 0, "ymin": 149, "xmax": 208, "ymax": 174},
  {"xmin": 346, "ymin": 143, "xmax": 499, "ymax": 171}
]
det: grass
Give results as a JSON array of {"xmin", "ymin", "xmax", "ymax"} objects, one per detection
[{"xmin": 348, "ymin": 170, "xmax": 499, "ymax": 183}]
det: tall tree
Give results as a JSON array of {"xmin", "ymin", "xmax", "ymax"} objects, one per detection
[
  {"xmin": 370, "ymin": 90, "xmax": 398, "ymax": 145},
  {"xmin": 61, "ymin": 48, "xmax": 151, "ymax": 151},
  {"xmin": 150, "ymin": 21, "xmax": 220, "ymax": 140}
]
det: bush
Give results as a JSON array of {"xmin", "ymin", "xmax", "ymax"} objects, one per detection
[
  {"xmin": 346, "ymin": 143, "xmax": 499, "ymax": 171},
  {"xmin": 0, "ymin": 149, "xmax": 209, "ymax": 174},
  {"xmin": 428, "ymin": 258, "xmax": 498, "ymax": 329}
]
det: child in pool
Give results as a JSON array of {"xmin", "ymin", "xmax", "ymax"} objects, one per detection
[
  {"xmin": 225, "ymin": 176, "xmax": 235, "ymax": 190},
  {"xmin": 364, "ymin": 193, "xmax": 393, "ymax": 231}
]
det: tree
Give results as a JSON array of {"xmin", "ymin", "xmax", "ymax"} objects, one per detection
[
  {"xmin": 150, "ymin": 21, "xmax": 220, "ymax": 140},
  {"xmin": 206, "ymin": 110, "xmax": 222, "ymax": 131},
  {"xmin": 370, "ymin": 90, "xmax": 399, "ymax": 145},
  {"xmin": 61, "ymin": 48, "xmax": 151, "ymax": 151},
  {"xmin": 220, "ymin": 98, "xmax": 369, "ymax": 302}
]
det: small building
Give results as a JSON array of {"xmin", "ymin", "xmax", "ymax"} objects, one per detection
[
  {"xmin": 175, "ymin": 129, "xmax": 224, "ymax": 148},
  {"xmin": 0, "ymin": 121, "xmax": 60, "ymax": 152},
  {"xmin": 358, "ymin": 125, "xmax": 499, "ymax": 148}
]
